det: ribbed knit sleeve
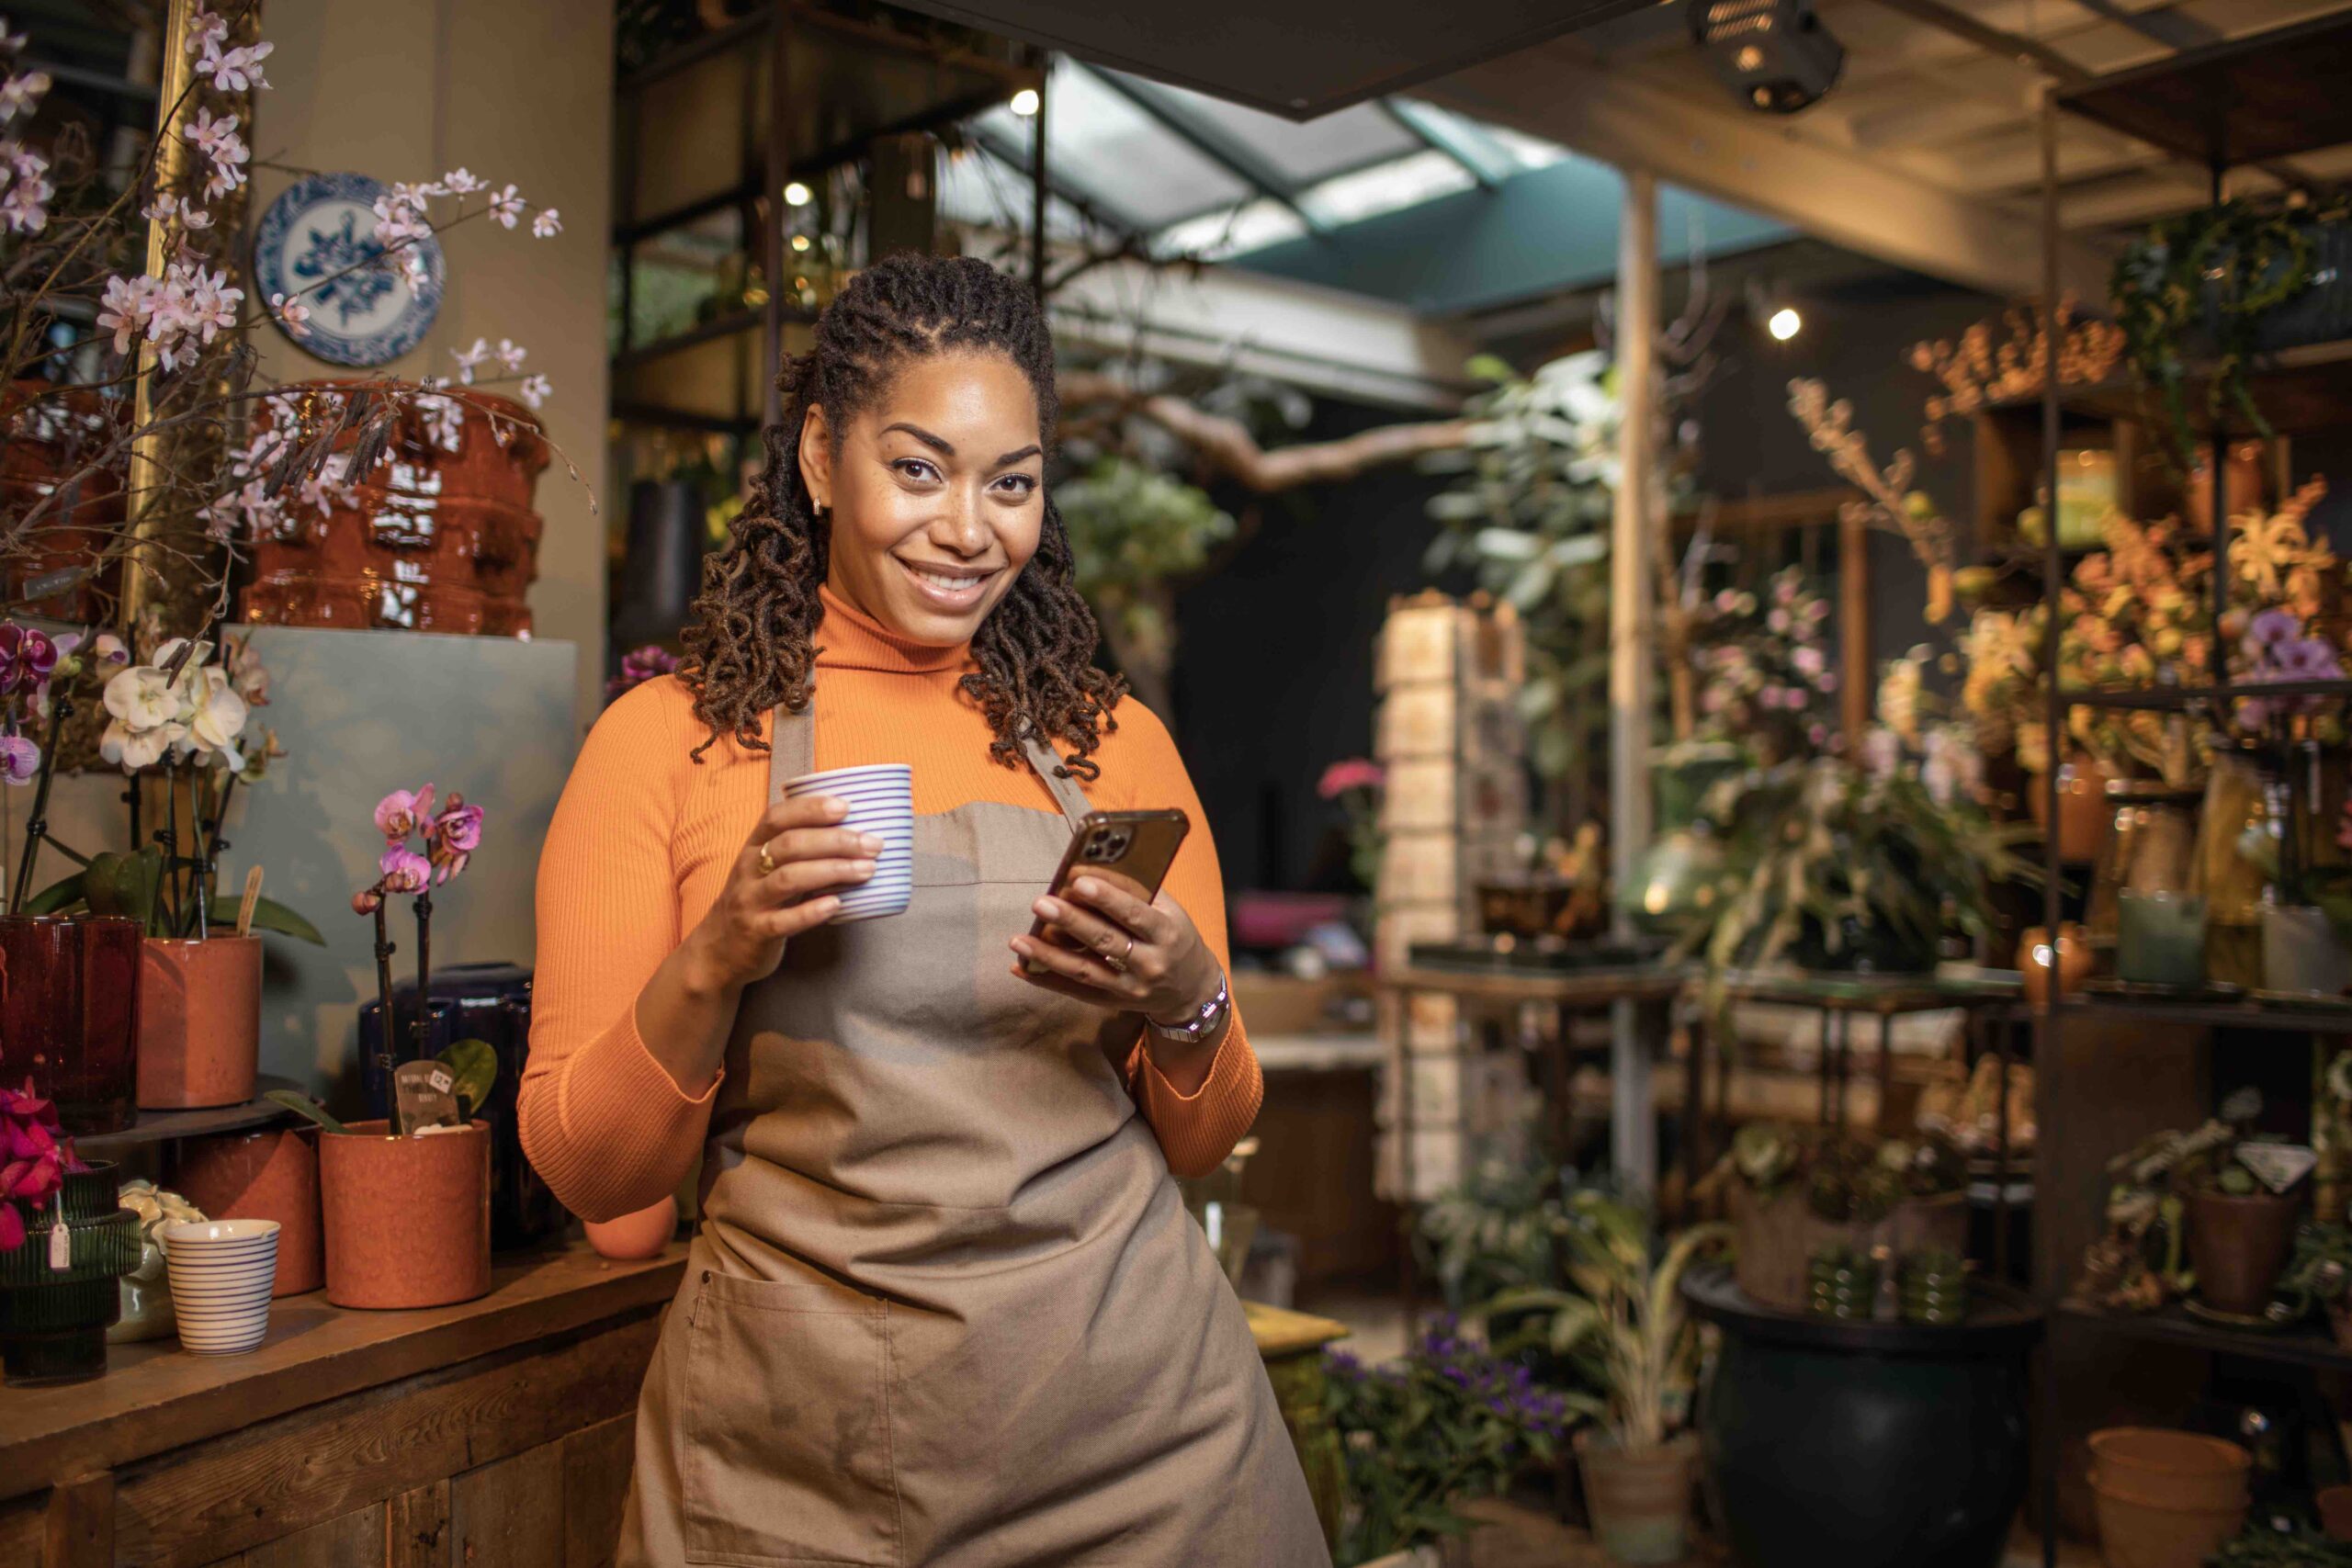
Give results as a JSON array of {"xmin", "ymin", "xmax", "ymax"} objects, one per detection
[
  {"xmin": 1097, "ymin": 703, "xmax": 1265, "ymax": 1180},
  {"xmin": 519, "ymin": 682, "xmax": 721, "ymax": 1224}
]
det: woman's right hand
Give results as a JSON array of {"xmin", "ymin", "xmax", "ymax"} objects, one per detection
[{"xmin": 684, "ymin": 795, "xmax": 879, "ymax": 992}]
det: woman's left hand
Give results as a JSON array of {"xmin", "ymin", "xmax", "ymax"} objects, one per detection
[{"xmin": 1010, "ymin": 872, "xmax": 1221, "ymax": 1028}]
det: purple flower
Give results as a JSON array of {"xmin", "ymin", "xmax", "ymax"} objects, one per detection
[
  {"xmin": 0, "ymin": 623, "xmax": 56, "ymax": 698},
  {"xmin": 2278, "ymin": 637, "xmax": 2343, "ymax": 680},
  {"xmin": 606, "ymin": 644, "xmax": 682, "ymax": 702},
  {"xmin": 427, "ymin": 797, "xmax": 484, "ymax": 884},
  {"xmin": 379, "ymin": 845, "xmax": 431, "ymax": 894},
  {"xmin": 2249, "ymin": 608, "xmax": 2301, "ymax": 649},
  {"xmin": 0, "ymin": 734, "xmax": 36, "ymax": 784}
]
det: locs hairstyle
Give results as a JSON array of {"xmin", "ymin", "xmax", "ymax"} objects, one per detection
[{"xmin": 680, "ymin": 254, "xmax": 1123, "ymax": 777}]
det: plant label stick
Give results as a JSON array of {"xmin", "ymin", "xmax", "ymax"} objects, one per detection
[
  {"xmin": 392, "ymin": 1060, "xmax": 460, "ymax": 1134},
  {"xmin": 236, "ymin": 866, "xmax": 264, "ymax": 937}
]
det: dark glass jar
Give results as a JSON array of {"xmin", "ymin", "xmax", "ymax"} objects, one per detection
[{"xmin": 0, "ymin": 915, "xmax": 143, "ymax": 1134}]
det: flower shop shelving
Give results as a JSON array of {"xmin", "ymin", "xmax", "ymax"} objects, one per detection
[{"xmin": 2025, "ymin": 15, "xmax": 2352, "ymax": 1564}]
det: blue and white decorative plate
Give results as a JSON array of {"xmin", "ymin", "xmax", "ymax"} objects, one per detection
[{"xmin": 252, "ymin": 173, "xmax": 445, "ymax": 367}]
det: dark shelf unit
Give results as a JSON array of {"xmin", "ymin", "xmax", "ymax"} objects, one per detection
[
  {"xmin": 2026, "ymin": 17, "xmax": 2352, "ymax": 1568},
  {"xmin": 73, "ymin": 1077, "xmax": 302, "ymax": 1159},
  {"xmin": 2057, "ymin": 1300, "xmax": 2352, "ymax": 1375}
]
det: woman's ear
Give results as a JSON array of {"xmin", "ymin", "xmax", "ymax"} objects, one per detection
[{"xmin": 797, "ymin": 403, "xmax": 834, "ymax": 513}]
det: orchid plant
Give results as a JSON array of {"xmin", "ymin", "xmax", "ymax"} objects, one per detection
[
  {"xmin": 606, "ymin": 644, "xmax": 681, "ymax": 705},
  {"xmin": 1, "ymin": 1078, "xmax": 85, "ymax": 1252},
  {"xmin": 1688, "ymin": 565, "xmax": 1838, "ymax": 764},
  {"xmin": 1316, "ymin": 758, "xmax": 1385, "ymax": 893},
  {"xmin": 2, "ymin": 5, "xmax": 576, "ymax": 659},
  {"xmin": 352, "ymin": 784, "xmax": 484, "ymax": 1099}
]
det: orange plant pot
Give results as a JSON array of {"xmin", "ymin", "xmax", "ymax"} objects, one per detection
[
  {"xmin": 137, "ymin": 936, "xmax": 261, "ymax": 1110},
  {"xmin": 175, "ymin": 1128, "xmax": 324, "ymax": 1297},
  {"xmin": 2018, "ymin": 923, "xmax": 2094, "ymax": 1010},
  {"xmin": 319, "ymin": 1120, "xmax": 491, "ymax": 1310},
  {"xmin": 2029, "ymin": 759, "xmax": 2110, "ymax": 864}
]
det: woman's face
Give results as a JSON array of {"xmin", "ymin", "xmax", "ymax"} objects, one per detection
[{"xmin": 801, "ymin": 349, "xmax": 1046, "ymax": 647}]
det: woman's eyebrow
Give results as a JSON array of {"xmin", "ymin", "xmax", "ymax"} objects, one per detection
[
  {"xmin": 994, "ymin": 444, "xmax": 1043, "ymax": 467},
  {"xmin": 883, "ymin": 421, "xmax": 953, "ymax": 455}
]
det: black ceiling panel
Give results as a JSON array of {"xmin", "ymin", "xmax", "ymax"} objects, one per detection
[{"xmin": 880, "ymin": 0, "xmax": 1657, "ymax": 119}]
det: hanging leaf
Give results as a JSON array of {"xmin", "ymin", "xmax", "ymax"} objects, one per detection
[
  {"xmin": 266, "ymin": 1089, "xmax": 348, "ymax": 1134},
  {"xmin": 232, "ymin": 896, "xmax": 326, "ymax": 945},
  {"xmin": 83, "ymin": 847, "xmax": 164, "ymax": 932},
  {"xmin": 20, "ymin": 870, "xmax": 87, "ymax": 917},
  {"xmin": 436, "ymin": 1038, "xmax": 500, "ymax": 1120}
]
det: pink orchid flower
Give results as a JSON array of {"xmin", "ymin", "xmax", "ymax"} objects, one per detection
[
  {"xmin": 374, "ymin": 784, "xmax": 436, "ymax": 841},
  {"xmin": 379, "ymin": 845, "xmax": 431, "ymax": 895}
]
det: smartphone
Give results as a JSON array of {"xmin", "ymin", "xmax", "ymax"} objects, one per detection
[{"xmin": 1023, "ymin": 809, "xmax": 1191, "ymax": 974}]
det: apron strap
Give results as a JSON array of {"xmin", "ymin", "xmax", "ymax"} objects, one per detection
[
  {"xmin": 1020, "ymin": 735, "xmax": 1093, "ymax": 829},
  {"xmin": 767, "ymin": 702, "xmax": 815, "ymax": 800}
]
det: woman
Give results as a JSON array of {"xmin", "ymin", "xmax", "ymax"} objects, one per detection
[{"xmin": 521, "ymin": 254, "xmax": 1329, "ymax": 1568}]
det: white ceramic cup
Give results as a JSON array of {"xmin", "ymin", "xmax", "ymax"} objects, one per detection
[
  {"xmin": 783, "ymin": 764, "xmax": 914, "ymax": 922},
  {"xmin": 160, "ymin": 1218, "xmax": 281, "ymax": 1354}
]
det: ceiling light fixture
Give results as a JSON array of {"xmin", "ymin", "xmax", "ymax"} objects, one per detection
[
  {"xmin": 1690, "ymin": 0, "xmax": 1844, "ymax": 115},
  {"xmin": 1767, "ymin": 306, "xmax": 1802, "ymax": 342},
  {"xmin": 1009, "ymin": 87, "xmax": 1040, "ymax": 118},
  {"xmin": 782, "ymin": 181, "xmax": 812, "ymax": 208}
]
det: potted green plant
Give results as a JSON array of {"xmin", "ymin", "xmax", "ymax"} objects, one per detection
[
  {"xmin": 1321, "ymin": 1318, "xmax": 1572, "ymax": 1567},
  {"xmin": 0, "ymin": 1080, "xmax": 141, "ymax": 1384},
  {"xmin": 1711, "ymin": 1122, "xmax": 1969, "ymax": 1313},
  {"xmin": 2278, "ymin": 1221, "xmax": 2352, "ymax": 1349},
  {"xmin": 1488, "ymin": 1193, "xmax": 1728, "ymax": 1566},
  {"xmin": 2178, "ymin": 1133, "xmax": 2309, "ymax": 1319}
]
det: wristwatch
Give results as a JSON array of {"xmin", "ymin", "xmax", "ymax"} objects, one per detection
[{"xmin": 1148, "ymin": 971, "xmax": 1230, "ymax": 1047}]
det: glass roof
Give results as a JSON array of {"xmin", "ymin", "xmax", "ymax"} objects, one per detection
[{"xmin": 945, "ymin": 57, "xmax": 1791, "ymax": 315}]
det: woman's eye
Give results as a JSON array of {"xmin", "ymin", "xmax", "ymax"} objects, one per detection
[
  {"xmin": 893, "ymin": 458, "xmax": 940, "ymax": 483},
  {"xmin": 993, "ymin": 473, "xmax": 1038, "ymax": 498}
]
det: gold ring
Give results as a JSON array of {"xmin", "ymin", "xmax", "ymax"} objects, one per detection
[
  {"xmin": 1104, "ymin": 934, "xmax": 1134, "ymax": 973},
  {"xmin": 757, "ymin": 844, "xmax": 775, "ymax": 877}
]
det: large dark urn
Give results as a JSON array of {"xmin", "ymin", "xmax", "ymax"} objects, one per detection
[{"xmin": 1685, "ymin": 1268, "xmax": 2042, "ymax": 1568}]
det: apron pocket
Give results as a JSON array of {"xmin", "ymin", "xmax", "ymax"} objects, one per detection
[{"xmin": 682, "ymin": 1269, "xmax": 901, "ymax": 1567}]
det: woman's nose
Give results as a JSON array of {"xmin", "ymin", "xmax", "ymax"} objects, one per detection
[{"xmin": 929, "ymin": 492, "xmax": 989, "ymax": 557}]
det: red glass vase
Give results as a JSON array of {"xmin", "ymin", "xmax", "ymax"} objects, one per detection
[{"xmin": 0, "ymin": 916, "xmax": 143, "ymax": 1134}]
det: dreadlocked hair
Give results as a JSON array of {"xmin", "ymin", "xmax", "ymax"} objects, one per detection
[{"xmin": 679, "ymin": 254, "xmax": 1123, "ymax": 778}]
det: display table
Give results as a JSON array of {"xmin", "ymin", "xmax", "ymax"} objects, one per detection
[
  {"xmin": 0, "ymin": 1237, "xmax": 684, "ymax": 1567},
  {"xmin": 0, "ymin": 1239, "xmax": 1354, "ymax": 1565}
]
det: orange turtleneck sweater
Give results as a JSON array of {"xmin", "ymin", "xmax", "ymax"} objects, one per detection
[{"xmin": 519, "ymin": 587, "xmax": 1262, "ymax": 1223}]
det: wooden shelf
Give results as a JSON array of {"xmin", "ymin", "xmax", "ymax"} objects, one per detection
[
  {"xmin": 2058, "ymin": 1298, "xmax": 2352, "ymax": 1372},
  {"xmin": 1985, "ymin": 339, "xmax": 2352, "ymax": 440},
  {"xmin": 0, "ymin": 1236, "xmax": 685, "ymax": 1502},
  {"xmin": 2060, "ymin": 676, "xmax": 2352, "ymax": 711},
  {"xmin": 72, "ymin": 1077, "xmax": 303, "ymax": 1159},
  {"xmin": 2054, "ymin": 10, "xmax": 2352, "ymax": 168}
]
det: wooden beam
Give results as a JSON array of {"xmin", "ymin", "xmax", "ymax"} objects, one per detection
[
  {"xmin": 1423, "ymin": 39, "xmax": 2112, "ymax": 302},
  {"xmin": 1610, "ymin": 170, "xmax": 1660, "ymax": 1194}
]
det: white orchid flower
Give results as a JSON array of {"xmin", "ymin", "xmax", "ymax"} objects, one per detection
[
  {"xmin": 101, "ymin": 718, "xmax": 186, "ymax": 772},
  {"xmin": 103, "ymin": 665, "xmax": 176, "ymax": 730}
]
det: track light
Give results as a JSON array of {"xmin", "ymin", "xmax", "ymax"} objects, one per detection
[
  {"xmin": 1691, "ymin": 0, "xmax": 1845, "ymax": 115},
  {"xmin": 782, "ymin": 181, "xmax": 812, "ymax": 208},
  {"xmin": 1009, "ymin": 87, "xmax": 1040, "ymax": 118},
  {"xmin": 1768, "ymin": 307, "xmax": 1802, "ymax": 341}
]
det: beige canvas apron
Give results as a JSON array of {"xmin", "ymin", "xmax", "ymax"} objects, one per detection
[{"xmin": 617, "ymin": 700, "xmax": 1331, "ymax": 1567}]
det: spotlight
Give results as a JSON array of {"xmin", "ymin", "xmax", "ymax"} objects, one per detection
[
  {"xmin": 1009, "ymin": 87, "xmax": 1040, "ymax": 118},
  {"xmin": 791, "ymin": 234, "xmax": 810, "ymax": 253},
  {"xmin": 1691, "ymin": 0, "xmax": 1845, "ymax": 115},
  {"xmin": 782, "ymin": 181, "xmax": 812, "ymax": 208},
  {"xmin": 1768, "ymin": 307, "xmax": 1802, "ymax": 341}
]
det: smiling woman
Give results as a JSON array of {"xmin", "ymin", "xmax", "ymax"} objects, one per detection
[{"xmin": 520, "ymin": 254, "xmax": 1329, "ymax": 1566}]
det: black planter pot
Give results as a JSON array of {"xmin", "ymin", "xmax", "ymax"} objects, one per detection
[
  {"xmin": 1685, "ymin": 1267, "xmax": 2042, "ymax": 1568},
  {"xmin": 0, "ymin": 1160, "xmax": 141, "ymax": 1386},
  {"xmin": 1789, "ymin": 914, "xmax": 1939, "ymax": 976}
]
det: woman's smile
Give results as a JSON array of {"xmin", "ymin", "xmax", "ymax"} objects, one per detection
[{"xmin": 895, "ymin": 555, "xmax": 1001, "ymax": 613}]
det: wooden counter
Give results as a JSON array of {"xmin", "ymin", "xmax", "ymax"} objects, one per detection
[{"xmin": 0, "ymin": 1238, "xmax": 687, "ymax": 1568}]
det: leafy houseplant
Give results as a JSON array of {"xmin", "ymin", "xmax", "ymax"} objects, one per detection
[
  {"xmin": 1487, "ymin": 1193, "xmax": 1728, "ymax": 1565},
  {"xmin": 2110, "ymin": 195, "xmax": 2352, "ymax": 471},
  {"xmin": 1056, "ymin": 454, "xmax": 1234, "ymax": 717},
  {"xmin": 1317, "ymin": 759, "xmax": 1385, "ymax": 897},
  {"xmin": 1321, "ymin": 1318, "xmax": 1571, "ymax": 1567},
  {"xmin": 2277, "ymin": 1221, "xmax": 2352, "ymax": 1349},
  {"xmin": 2177, "ymin": 1134, "xmax": 2309, "ymax": 1319},
  {"xmin": 1709, "ymin": 1123, "xmax": 1968, "ymax": 1314}
]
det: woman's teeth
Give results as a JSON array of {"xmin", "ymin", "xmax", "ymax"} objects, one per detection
[{"xmin": 907, "ymin": 563, "xmax": 989, "ymax": 592}]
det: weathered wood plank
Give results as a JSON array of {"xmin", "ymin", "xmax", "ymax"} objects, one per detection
[
  {"xmin": 560, "ymin": 1416, "xmax": 635, "ymax": 1568},
  {"xmin": 109, "ymin": 1314, "xmax": 661, "ymax": 1568},
  {"xmin": 0, "ymin": 1240, "xmax": 685, "ymax": 1503},
  {"xmin": 241, "ymin": 1503, "xmax": 383, "ymax": 1568},
  {"xmin": 451, "ymin": 1444, "xmax": 564, "ymax": 1568},
  {"xmin": 386, "ymin": 1480, "xmax": 450, "ymax": 1568},
  {"xmin": 1, "ymin": 1492, "xmax": 45, "ymax": 1565},
  {"xmin": 43, "ymin": 1472, "xmax": 113, "ymax": 1568}
]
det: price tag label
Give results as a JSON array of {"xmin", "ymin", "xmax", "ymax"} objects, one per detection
[
  {"xmin": 48, "ymin": 1193, "xmax": 68, "ymax": 1271},
  {"xmin": 2237, "ymin": 1143, "xmax": 2318, "ymax": 1195},
  {"xmin": 393, "ymin": 1060, "xmax": 461, "ymax": 1134}
]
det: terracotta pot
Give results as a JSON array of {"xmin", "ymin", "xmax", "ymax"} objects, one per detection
[
  {"xmin": 175, "ymin": 1128, "xmax": 324, "ymax": 1297},
  {"xmin": 2018, "ymin": 924, "xmax": 2094, "ymax": 1010},
  {"xmin": 2086, "ymin": 1428, "xmax": 2251, "ymax": 1510},
  {"xmin": 2318, "ymin": 1483, "xmax": 2352, "ymax": 1543},
  {"xmin": 136, "ymin": 936, "xmax": 261, "ymax": 1110},
  {"xmin": 1575, "ymin": 1430, "xmax": 1697, "ymax": 1565},
  {"xmin": 2091, "ymin": 1481, "xmax": 2245, "ymax": 1568},
  {"xmin": 2029, "ymin": 759, "xmax": 2110, "ymax": 863},
  {"xmin": 1, "ymin": 381, "xmax": 125, "ymax": 621},
  {"xmin": 240, "ymin": 382, "xmax": 548, "ymax": 637},
  {"xmin": 318, "ymin": 1119, "xmax": 491, "ymax": 1310},
  {"xmin": 0, "ymin": 915, "xmax": 143, "ymax": 1134},
  {"xmin": 582, "ymin": 1195, "xmax": 677, "ymax": 1261},
  {"xmin": 2183, "ymin": 1188, "xmax": 2300, "ymax": 1317},
  {"xmin": 1728, "ymin": 1182, "xmax": 1967, "ymax": 1314}
]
